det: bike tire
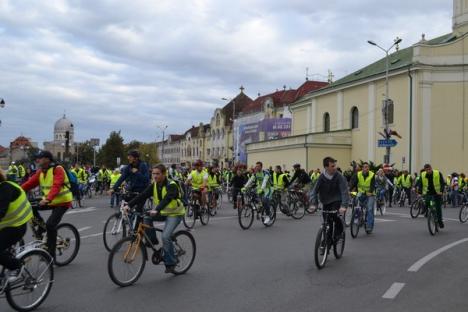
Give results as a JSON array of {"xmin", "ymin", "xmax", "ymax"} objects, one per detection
[
  {"xmin": 291, "ymin": 200, "xmax": 306, "ymax": 220},
  {"xmin": 343, "ymin": 206, "xmax": 353, "ymax": 227},
  {"xmin": 103, "ymin": 213, "xmax": 128, "ymax": 252},
  {"xmin": 314, "ymin": 227, "xmax": 328, "ymax": 269},
  {"xmin": 262, "ymin": 205, "xmax": 277, "ymax": 227},
  {"xmin": 108, "ymin": 236, "xmax": 146, "ymax": 287},
  {"xmin": 350, "ymin": 209, "xmax": 360, "ymax": 238},
  {"xmin": 54, "ymin": 223, "xmax": 80, "ymax": 266},
  {"xmin": 333, "ymin": 227, "xmax": 346, "ymax": 259},
  {"xmin": 410, "ymin": 201, "xmax": 420, "ymax": 218},
  {"xmin": 238, "ymin": 204, "xmax": 254, "ymax": 230},
  {"xmin": 6, "ymin": 249, "xmax": 54, "ymax": 312},
  {"xmin": 199, "ymin": 206, "xmax": 210, "ymax": 225},
  {"xmin": 427, "ymin": 210, "xmax": 438, "ymax": 236},
  {"xmin": 459, "ymin": 205, "xmax": 468, "ymax": 223},
  {"xmin": 183, "ymin": 204, "xmax": 197, "ymax": 229},
  {"xmin": 172, "ymin": 230, "xmax": 196, "ymax": 275}
]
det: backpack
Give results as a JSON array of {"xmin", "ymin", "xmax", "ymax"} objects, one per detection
[{"xmin": 54, "ymin": 165, "xmax": 80, "ymax": 198}]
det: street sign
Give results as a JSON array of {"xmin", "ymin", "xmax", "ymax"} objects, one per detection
[
  {"xmin": 377, "ymin": 139, "xmax": 397, "ymax": 148},
  {"xmin": 90, "ymin": 138, "xmax": 100, "ymax": 147}
]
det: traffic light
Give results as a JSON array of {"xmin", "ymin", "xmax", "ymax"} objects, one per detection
[{"xmin": 65, "ymin": 131, "xmax": 70, "ymax": 140}]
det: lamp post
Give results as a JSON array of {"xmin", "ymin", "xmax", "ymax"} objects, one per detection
[
  {"xmin": 157, "ymin": 124, "xmax": 168, "ymax": 165},
  {"xmin": 0, "ymin": 98, "xmax": 5, "ymax": 127},
  {"xmin": 367, "ymin": 37, "xmax": 402, "ymax": 164}
]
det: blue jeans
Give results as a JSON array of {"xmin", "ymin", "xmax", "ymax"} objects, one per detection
[
  {"xmin": 162, "ymin": 216, "xmax": 182, "ymax": 266},
  {"xmin": 110, "ymin": 192, "xmax": 120, "ymax": 207},
  {"xmin": 359, "ymin": 195, "xmax": 375, "ymax": 230}
]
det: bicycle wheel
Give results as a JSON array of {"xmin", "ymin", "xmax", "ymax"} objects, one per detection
[
  {"xmin": 6, "ymin": 249, "xmax": 54, "ymax": 312},
  {"xmin": 172, "ymin": 230, "xmax": 196, "ymax": 275},
  {"xmin": 103, "ymin": 213, "xmax": 128, "ymax": 252},
  {"xmin": 350, "ymin": 208, "xmax": 360, "ymax": 238},
  {"xmin": 291, "ymin": 200, "xmax": 306, "ymax": 220},
  {"xmin": 410, "ymin": 201, "xmax": 420, "ymax": 218},
  {"xmin": 262, "ymin": 205, "xmax": 277, "ymax": 227},
  {"xmin": 459, "ymin": 205, "xmax": 468, "ymax": 223},
  {"xmin": 314, "ymin": 227, "xmax": 328, "ymax": 269},
  {"xmin": 344, "ymin": 207, "xmax": 353, "ymax": 227},
  {"xmin": 427, "ymin": 210, "xmax": 438, "ymax": 236},
  {"xmin": 238, "ymin": 204, "xmax": 254, "ymax": 230},
  {"xmin": 333, "ymin": 227, "xmax": 346, "ymax": 259},
  {"xmin": 199, "ymin": 206, "xmax": 210, "ymax": 225},
  {"xmin": 183, "ymin": 204, "xmax": 196, "ymax": 229},
  {"xmin": 108, "ymin": 236, "xmax": 146, "ymax": 287},
  {"xmin": 54, "ymin": 223, "xmax": 80, "ymax": 266}
]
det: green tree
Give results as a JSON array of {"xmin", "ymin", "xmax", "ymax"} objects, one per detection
[
  {"xmin": 125, "ymin": 140, "xmax": 141, "ymax": 155},
  {"xmin": 139, "ymin": 143, "xmax": 159, "ymax": 166},
  {"xmin": 97, "ymin": 131, "xmax": 125, "ymax": 168},
  {"xmin": 74, "ymin": 141, "xmax": 96, "ymax": 165}
]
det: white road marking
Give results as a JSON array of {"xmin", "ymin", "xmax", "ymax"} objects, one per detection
[
  {"xmin": 78, "ymin": 226, "xmax": 92, "ymax": 232},
  {"xmin": 408, "ymin": 237, "xmax": 468, "ymax": 272},
  {"xmin": 375, "ymin": 218, "xmax": 396, "ymax": 223},
  {"xmin": 382, "ymin": 282, "xmax": 405, "ymax": 299},
  {"xmin": 68, "ymin": 207, "xmax": 97, "ymax": 214},
  {"xmin": 386, "ymin": 212, "xmax": 410, "ymax": 217},
  {"xmin": 81, "ymin": 232, "xmax": 104, "ymax": 239}
]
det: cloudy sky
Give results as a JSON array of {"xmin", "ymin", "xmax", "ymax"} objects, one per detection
[{"xmin": 0, "ymin": 0, "xmax": 452, "ymax": 147}]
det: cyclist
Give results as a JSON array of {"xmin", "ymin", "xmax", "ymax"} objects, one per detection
[
  {"xmin": 375, "ymin": 169, "xmax": 392, "ymax": 208},
  {"xmin": 400, "ymin": 170, "xmax": 413, "ymax": 205},
  {"xmin": 350, "ymin": 162, "xmax": 376, "ymax": 233},
  {"xmin": 244, "ymin": 161, "xmax": 273, "ymax": 225},
  {"xmin": 186, "ymin": 160, "xmax": 208, "ymax": 207},
  {"xmin": 231, "ymin": 164, "xmax": 248, "ymax": 209},
  {"xmin": 21, "ymin": 150, "xmax": 73, "ymax": 262},
  {"xmin": 109, "ymin": 168, "xmax": 122, "ymax": 208},
  {"xmin": 289, "ymin": 163, "xmax": 312, "ymax": 192},
  {"xmin": 0, "ymin": 169, "xmax": 33, "ymax": 282},
  {"xmin": 384, "ymin": 166, "xmax": 396, "ymax": 207},
  {"xmin": 309, "ymin": 157, "xmax": 349, "ymax": 241},
  {"xmin": 6, "ymin": 162, "xmax": 18, "ymax": 182},
  {"xmin": 416, "ymin": 164, "xmax": 446, "ymax": 228},
  {"xmin": 126, "ymin": 164, "xmax": 185, "ymax": 274},
  {"xmin": 111, "ymin": 150, "xmax": 150, "ymax": 210},
  {"xmin": 207, "ymin": 166, "xmax": 221, "ymax": 209}
]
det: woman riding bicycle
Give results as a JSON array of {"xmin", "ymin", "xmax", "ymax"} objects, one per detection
[
  {"xmin": 0, "ymin": 169, "xmax": 33, "ymax": 283},
  {"xmin": 125, "ymin": 164, "xmax": 186, "ymax": 274}
]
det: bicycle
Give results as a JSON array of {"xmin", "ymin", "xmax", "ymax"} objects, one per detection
[
  {"xmin": 107, "ymin": 210, "xmax": 196, "ymax": 287},
  {"xmin": 1, "ymin": 243, "xmax": 54, "ymax": 312},
  {"xmin": 103, "ymin": 201, "xmax": 138, "ymax": 252},
  {"xmin": 207, "ymin": 187, "xmax": 222, "ymax": 216},
  {"xmin": 21, "ymin": 203, "xmax": 80, "ymax": 266},
  {"xmin": 284, "ymin": 188, "xmax": 306, "ymax": 220},
  {"xmin": 271, "ymin": 189, "xmax": 289, "ymax": 216},
  {"xmin": 314, "ymin": 210, "xmax": 345, "ymax": 269},
  {"xmin": 183, "ymin": 189, "xmax": 210, "ymax": 229},
  {"xmin": 237, "ymin": 188, "xmax": 276, "ymax": 230},
  {"xmin": 375, "ymin": 189, "xmax": 386, "ymax": 216},
  {"xmin": 350, "ymin": 194, "xmax": 371, "ymax": 238},
  {"xmin": 426, "ymin": 196, "xmax": 441, "ymax": 236},
  {"xmin": 458, "ymin": 192, "xmax": 468, "ymax": 223},
  {"xmin": 410, "ymin": 194, "xmax": 427, "ymax": 218}
]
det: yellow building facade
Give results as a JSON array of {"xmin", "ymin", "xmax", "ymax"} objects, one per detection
[{"xmin": 247, "ymin": 0, "xmax": 468, "ymax": 174}]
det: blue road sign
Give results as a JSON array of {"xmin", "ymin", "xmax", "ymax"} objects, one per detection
[{"xmin": 377, "ymin": 139, "xmax": 397, "ymax": 148}]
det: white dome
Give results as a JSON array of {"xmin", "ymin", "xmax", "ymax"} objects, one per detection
[{"xmin": 54, "ymin": 114, "xmax": 74, "ymax": 132}]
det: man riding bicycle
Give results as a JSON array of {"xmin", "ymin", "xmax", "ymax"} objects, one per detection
[
  {"xmin": 350, "ymin": 162, "xmax": 376, "ymax": 233},
  {"xmin": 207, "ymin": 166, "xmax": 221, "ymax": 209},
  {"xmin": 416, "ymin": 164, "xmax": 446, "ymax": 228},
  {"xmin": 186, "ymin": 160, "xmax": 208, "ymax": 207},
  {"xmin": 126, "ymin": 164, "xmax": 185, "ymax": 274},
  {"xmin": 21, "ymin": 151, "xmax": 73, "ymax": 262},
  {"xmin": 309, "ymin": 157, "xmax": 349, "ymax": 241},
  {"xmin": 244, "ymin": 161, "xmax": 273, "ymax": 225},
  {"xmin": 0, "ymin": 169, "xmax": 33, "ymax": 282}
]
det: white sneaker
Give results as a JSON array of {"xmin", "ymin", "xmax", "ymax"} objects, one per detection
[
  {"xmin": 7, "ymin": 267, "xmax": 24, "ymax": 283},
  {"xmin": 263, "ymin": 216, "xmax": 271, "ymax": 224}
]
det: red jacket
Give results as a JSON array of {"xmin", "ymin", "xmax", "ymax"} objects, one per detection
[{"xmin": 22, "ymin": 165, "xmax": 72, "ymax": 208}]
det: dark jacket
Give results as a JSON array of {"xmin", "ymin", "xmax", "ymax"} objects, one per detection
[
  {"xmin": 289, "ymin": 169, "xmax": 311, "ymax": 186},
  {"xmin": 113, "ymin": 161, "xmax": 150, "ymax": 193},
  {"xmin": 0, "ymin": 181, "xmax": 21, "ymax": 220},
  {"xmin": 310, "ymin": 172, "xmax": 349, "ymax": 207}
]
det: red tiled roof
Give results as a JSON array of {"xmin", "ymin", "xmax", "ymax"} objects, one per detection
[
  {"xmin": 221, "ymin": 92, "xmax": 254, "ymax": 126},
  {"xmin": 0, "ymin": 145, "xmax": 7, "ymax": 154},
  {"xmin": 10, "ymin": 136, "xmax": 32, "ymax": 148},
  {"xmin": 294, "ymin": 80, "xmax": 328, "ymax": 100}
]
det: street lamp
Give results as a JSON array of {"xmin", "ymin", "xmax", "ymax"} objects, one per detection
[
  {"xmin": 367, "ymin": 37, "xmax": 402, "ymax": 164},
  {"xmin": 157, "ymin": 124, "xmax": 168, "ymax": 164},
  {"xmin": 0, "ymin": 98, "xmax": 5, "ymax": 127}
]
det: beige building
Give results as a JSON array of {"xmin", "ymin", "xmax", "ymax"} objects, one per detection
[
  {"xmin": 157, "ymin": 134, "xmax": 183, "ymax": 166},
  {"xmin": 248, "ymin": 0, "xmax": 468, "ymax": 174},
  {"xmin": 44, "ymin": 115, "xmax": 78, "ymax": 161},
  {"xmin": 180, "ymin": 123, "xmax": 210, "ymax": 165}
]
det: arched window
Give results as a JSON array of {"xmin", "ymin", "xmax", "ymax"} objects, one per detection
[
  {"xmin": 216, "ymin": 114, "xmax": 220, "ymax": 126},
  {"xmin": 350, "ymin": 106, "xmax": 359, "ymax": 129},
  {"xmin": 323, "ymin": 113, "xmax": 330, "ymax": 132}
]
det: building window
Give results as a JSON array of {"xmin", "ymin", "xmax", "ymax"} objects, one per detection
[
  {"xmin": 216, "ymin": 114, "xmax": 220, "ymax": 126},
  {"xmin": 351, "ymin": 106, "xmax": 359, "ymax": 129},
  {"xmin": 323, "ymin": 112, "xmax": 330, "ymax": 132}
]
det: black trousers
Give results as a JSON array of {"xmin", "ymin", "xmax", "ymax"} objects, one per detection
[
  {"xmin": 232, "ymin": 187, "xmax": 244, "ymax": 208},
  {"xmin": 34, "ymin": 206, "xmax": 69, "ymax": 259},
  {"xmin": 323, "ymin": 201, "xmax": 344, "ymax": 237},
  {"xmin": 403, "ymin": 187, "xmax": 412, "ymax": 205},
  {"xmin": 0, "ymin": 224, "xmax": 27, "ymax": 270}
]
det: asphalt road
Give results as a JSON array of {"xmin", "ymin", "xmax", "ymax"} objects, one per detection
[{"xmin": 4, "ymin": 195, "xmax": 468, "ymax": 312}]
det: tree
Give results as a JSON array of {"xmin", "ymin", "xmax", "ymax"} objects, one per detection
[
  {"xmin": 125, "ymin": 140, "xmax": 141, "ymax": 155},
  {"xmin": 97, "ymin": 131, "xmax": 125, "ymax": 168},
  {"xmin": 139, "ymin": 143, "xmax": 159, "ymax": 166},
  {"xmin": 74, "ymin": 141, "xmax": 96, "ymax": 165}
]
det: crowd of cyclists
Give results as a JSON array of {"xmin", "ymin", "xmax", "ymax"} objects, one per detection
[{"xmin": 1, "ymin": 148, "xmax": 468, "ymax": 310}]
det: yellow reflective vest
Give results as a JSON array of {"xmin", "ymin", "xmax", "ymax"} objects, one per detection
[
  {"xmin": 357, "ymin": 171, "xmax": 375, "ymax": 194},
  {"xmin": 421, "ymin": 170, "xmax": 442, "ymax": 195},
  {"xmin": 0, "ymin": 181, "xmax": 33, "ymax": 230},
  {"xmin": 39, "ymin": 166, "xmax": 73, "ymax": 205},
  {"xmin": 153, "ymin": 181, "xmax": 185, "ymax": 217}
]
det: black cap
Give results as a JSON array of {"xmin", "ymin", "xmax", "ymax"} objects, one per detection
[
  {"xmin": 127, "ymin": 150, "xmax": 140, "ymax": 158},
  {"xmin": 293, "ymin": 163, "xmax": 301, "ymax": 168},
  {"xmin": 423, "ymin": 164, "xmax": 432, "ymax": 169},
  {"xmin": 36, "ymin": 150, "xmax": 54, "ymax": 161}
]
